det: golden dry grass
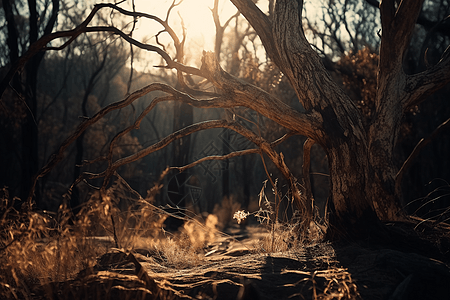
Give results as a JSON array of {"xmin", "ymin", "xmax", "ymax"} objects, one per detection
[{"xmin": 5, "ymin": 182, "xmax": 434, "ymax": 300}]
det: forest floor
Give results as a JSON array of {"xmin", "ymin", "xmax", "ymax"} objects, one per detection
[{"xmin": 27, "ymin": 219, "xmax": 450, "ymax": 300}]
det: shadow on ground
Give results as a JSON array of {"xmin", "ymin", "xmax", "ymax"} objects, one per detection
[{"xmin": 27, "ymin": 222, "xmax": 450, "ymax": 300}]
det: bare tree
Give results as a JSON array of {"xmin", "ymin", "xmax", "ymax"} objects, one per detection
[{"xmin": 1, "ymin": 0, "xmax": 450, "ymax": 239}]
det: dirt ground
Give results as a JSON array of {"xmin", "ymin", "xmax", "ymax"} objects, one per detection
[{"xmin": 33, "ymin": 221, "xmax": 450, "ymax": 300}]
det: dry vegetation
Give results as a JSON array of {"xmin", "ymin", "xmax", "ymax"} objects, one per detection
[{"xmin": 1, "ymin": 183, "xmax": 450, "ymax": 300}]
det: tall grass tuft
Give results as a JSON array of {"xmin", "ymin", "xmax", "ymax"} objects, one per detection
[
  {"xmin": 0, "ymin": 175, "xmax": 224, "ymax": 299},
  {"xmin": 0, "ymin": 190, "xmax": 106, "ymax": 299},
  {"xmin": 233, "ymin": 179, "xmax": 325, "ymax": 253}
]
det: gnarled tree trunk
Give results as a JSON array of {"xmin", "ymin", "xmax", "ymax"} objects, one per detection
[
  {"xmin": 229, "ymin": 0, "xmax": 450, "ymax": 238},
  {"xmin": 271, "ymin": 0, "xmax": 383, "ymax": 237}
]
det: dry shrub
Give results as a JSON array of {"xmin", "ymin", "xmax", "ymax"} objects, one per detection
[
  {"xmin": 183, "ymin": 214, "xmax": 218, "ymax": 249},
  {"xmin": 0, "ymin": 178, "xmax": 169, "ymax": 298},
  {"xmin": 101, "ymin": 177, "xmax": 216, "ymax": 267},
  {"xmin": 337, "ymin": 46, "xmax": 378, "ymax": 120},
  {"xmin": 232, "ymin": 180, "xmax": 326, "ymax": 254},
  {"xmin": 126, "ymin": 213, "xmax": 218, "ymax": 269},
  {"xmin": 0, "ymin": 195, "xmax": 107, "ymax": 299},
  {"xmin": 0, "ymin": 173, "xmax": 219, "ymax": 298},
  {"xmin": 213, "ymin": 195, "xmax": 242, "ymax": 230},
  {"xmin": 150, "ymin": 235, "xmax": 204, "ymax": 269},
  {"xmin": 283, "ymin": 268, "xmax": 361, "ymax": 300}
]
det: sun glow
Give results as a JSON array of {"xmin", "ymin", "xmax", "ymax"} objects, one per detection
[
  {"xmin": 121, "ymin": 1, "xmax": 320, "ymax": 70},
  {"xmin": 126, "ymin": 0, "xmax": 237, "ymax": 66}
]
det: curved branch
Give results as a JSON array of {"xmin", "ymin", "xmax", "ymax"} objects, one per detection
[
  {"xmin": 103, "ymin": 120, "xmax": 276, "ymax": 179},
  {"xmin": 97, "ymin": 118, "xmax": 309, "ymax": 218},
  {"xmin": 229, "ymin": 0, "xmax": 283, "ymax": 68},
  {"xmin": 0, "ymin": 2, "xmax": 202, "ymax": 100},
  {"xmin": 200, "ymin": 51, "xmax": 321, "ymax": 138},
  {"xmin": 170, "ymin": 131, "xmax": 295, "ymax": 173},
  {"xmin": 26, "ymin": 82, "xmax": 171, "ymax": 205},
  {"xmin": 97, "ymin": 81, "xmax": 303, "ymax": 179},
  {"xmin": 403, "ymin": 46, "xmax": 450, "ymax": 109},
  {"xmin": 76, "ymin": 117, "xmax": 309, "ymax": 217},
  {"xmin": 395, "ymin": 117, "xmax": 450, "ymax": 194}
]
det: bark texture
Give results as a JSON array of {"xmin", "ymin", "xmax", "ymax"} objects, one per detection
[{"xmin": 271, "ymin": 0, "xmax": 380, "ymax": 236}]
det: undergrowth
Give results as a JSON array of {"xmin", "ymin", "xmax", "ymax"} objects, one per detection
[
  {"xmin": 0, "ymin": 175, "xmax": 330, "ymax": 299},
  {"xmin": 233, "ymin": 179, "xmax": 324, "ymax": 253},
  {"xmin": 0, "ymin": 190, "xmax": 104, "ymax": 298},
  {"xmin": 0, "ymin": 180, "xmax": 220, "ymax": 298}
]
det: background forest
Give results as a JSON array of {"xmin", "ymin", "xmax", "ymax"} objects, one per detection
[{"xmin": 1, "ymin": 0, "xmax": 449, "ymax": 220}]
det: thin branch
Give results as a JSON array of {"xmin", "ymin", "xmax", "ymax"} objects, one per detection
[
  {"xmin": 26, "ymin": 82, "xmax": 173, "ymax": 205},
  {"xmin": 200, "ymin": 51, "xmax": 319, "ymax": 137},
  {"xmin": 171, "ymin": 149, "xmax": 259, "ymax": 173},
  {"xmin": 0, "ymin": 2, "xmax": 200, "ymax": 100},
  {"xmin": 99, "ymin": 3, "xmax": 184, "ymax": 57},
  {"xmin": 403, "ymin": 45, "xmax": 450, "ymax": 109},
  {"xmin": 126, "ymin": 0, "xmax": 137, "ymax": 96},
  {"xmin": 43, "ymin": 26, "xmax": 204, "ymax": 76},
  {"xmin": 169, "ymin": 131, "xmax": 295, "ymax": 173},
  {"xmin": 395, "ymin": 117, "xmax": 450, "ymax": 194},
  {"xmin": 230, "ymin": 0, "xmax": 283, "ymax": 68}
]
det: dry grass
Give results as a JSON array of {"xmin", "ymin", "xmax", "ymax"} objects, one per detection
[
  {"xmin": 0, "ymin": 182, "xmax": 222, "ymax": 298},
  {"xmin": 0, "ymin": 195, "xmax": 105, "ymax": 298},
  {"xmin": 0, "ymin": 180, "xmax": 358, "ymax": 300},
  {"xmin": 281, "ymin": 268, "xmax": 360, "ymax": 300}
]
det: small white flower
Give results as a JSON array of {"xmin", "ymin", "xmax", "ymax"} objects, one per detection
[{"xmin": 233, "ymin": 210, "xmax": 250, "ymax": 224}]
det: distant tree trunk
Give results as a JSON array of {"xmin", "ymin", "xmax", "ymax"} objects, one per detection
[
  {"xmin": 21, "ymin": 57, "xmax": 40, "ymax": 203},
  {"xmin": 72, "ymin": 52, "xmax": 107, "ymax": 211},
  {"xmin": 172, "ymin": 102, "xmax": 193, "ymax": 167},
  {"xmin": 1, "ymin": 0, "xmax": 22, "ymax": 196},
  {"xmin": 1, "ymin": 0, "xmax": 59, "ymax": 205},
  {"xmin": 22, "ymin": 0, "xmax": 44, "ymax": 201},
  {"xmin": 168, "ymin": 101, "xmax": 193, "ymax": 228},
  {"xmin": 221, "ymin": 128, "xmax": 230, "ymax": 199}
]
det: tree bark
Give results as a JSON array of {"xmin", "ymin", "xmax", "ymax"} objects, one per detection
[{"xmin": 271, "ymin": 0, "xmax": 385, "ymax": 237}]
